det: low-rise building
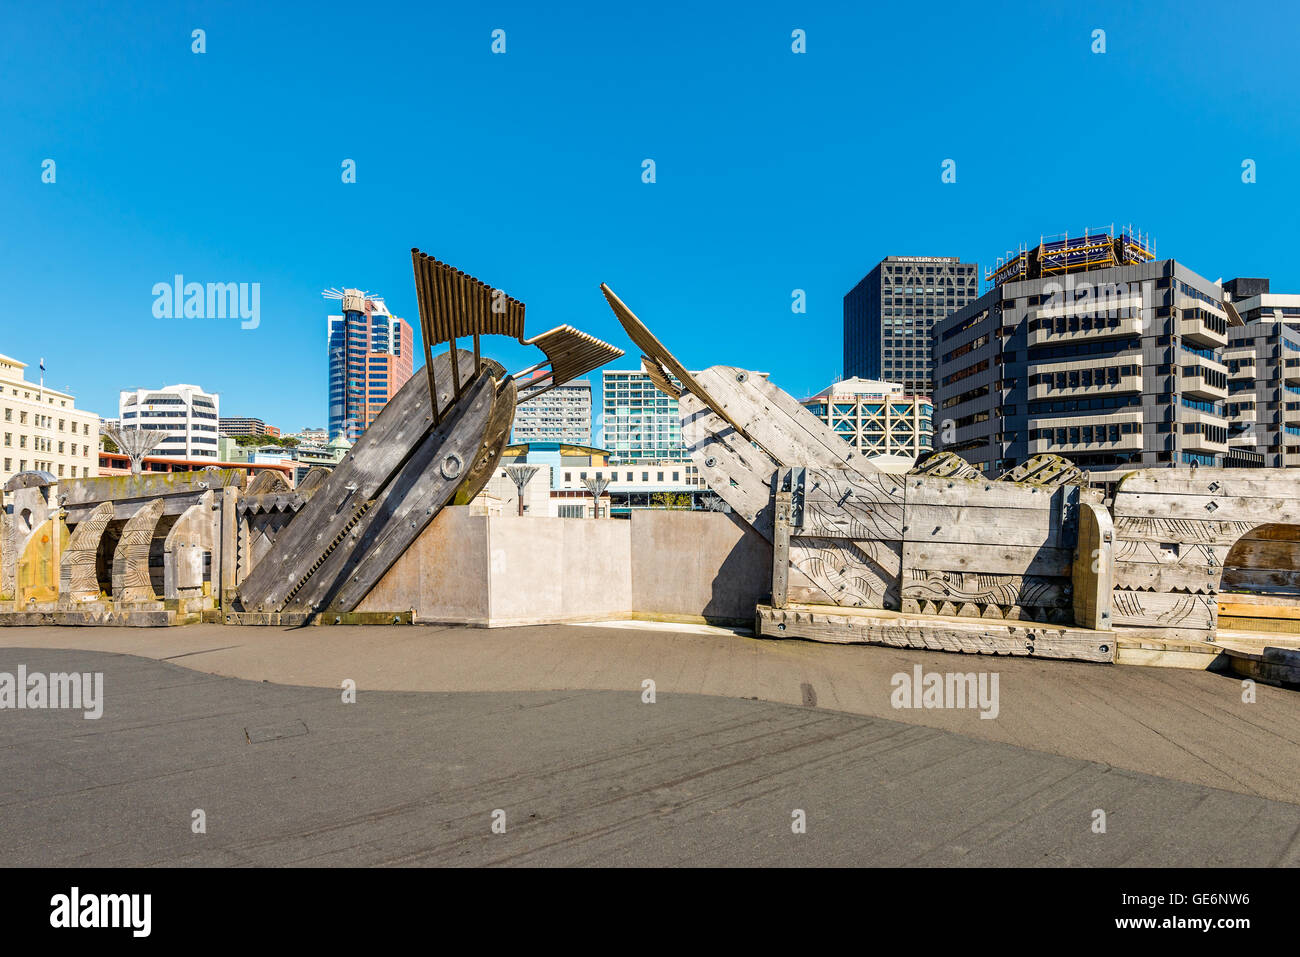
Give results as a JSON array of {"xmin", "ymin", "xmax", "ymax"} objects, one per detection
[
  {"xmin": 800, "ymin": 377, "xmax": 932, "ymax": 470},
  {"xmin": 0, "ymin": 352, "xmax": 99, "ymax": 484}
]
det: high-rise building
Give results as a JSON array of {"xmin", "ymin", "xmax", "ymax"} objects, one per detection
[
  {"xmin": 844, "ymin": 256, "xmax": 979, "ymax": 393},
  {"xmin": 602, "ymin": 369, "xmax": 689, "ymax": 463},
  {"xmin": 119, "ymin": 384, "xmax": 221, "ymax": 460},
  {"xmin": 327, "ymin": 289, "xmax": 413, "ymax": 441},
  {"xmin": 932, "ymin": 226, "xmax": 1228, "ymax": 476},
  {"xmin": 0, "ymin": 352, "xmax": 100, "ymax": 484},
  {"xmin": 1224, "ymin": 280, "xmax": 1300, "ymax": 467},
  {"xmin": 510, "ymin": 371, "xmax": 592, "ymax": 445},
  {"xmin": 800, "ymin": 378, "xmax": 933, "ymax": 466}
]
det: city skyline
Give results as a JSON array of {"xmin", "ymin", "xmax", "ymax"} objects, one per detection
[{"xmin": 5, "ymin": 2, "xmax": 1296, "ymax": 435}]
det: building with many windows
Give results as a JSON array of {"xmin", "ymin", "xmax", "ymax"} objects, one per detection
[
  {"xmin": 327, "ymin": 289, "xmax": 413, "ymax": 441},
  {"xmin": 510, "ymin": 371, "xmax": 592, "ymax": 445},
  {"xmin": 218, "ymin": 416, "xmax": 280, "ymax": 438},
  {"xmin": 0, "ymin": 352, "xmax": 99, "ymax": 484},
  {"xmin": 843, "ymin": 256, "xmax": 979, "ymax": 393},
  {"xmin": 601, "ymin": 369, "xmax": 689, "ymax": 463},
  {"xmin": 1224, "ymin": 279, "xmax": 1300, "ymax": 467},
  {"xmin": 800, "ymin": 378, "xmax": 932, "ymax": 468},
  {"xmin": 119, "ymin": 384, "xmax": 221, "ymax": 460},
  {"xmin": 932, "ymin": 227, "xmax": 1229, "ymax": 475}
]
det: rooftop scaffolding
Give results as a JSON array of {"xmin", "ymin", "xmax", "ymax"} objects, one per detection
[{"xmin": 986, "ymin": 224, "xmax": 1156, "ymax": 287}]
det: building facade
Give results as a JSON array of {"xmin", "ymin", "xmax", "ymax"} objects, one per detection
[
  {"xmin": 602, "ymin": 369, "xmax": 689, "ymax": 463},
  {"xmin": 800, "ymin": 377, "xmax": 933, "ymax": 466},
  {"xmin": 219, "ymin": 416, "xmax": 280, "ymax": 438},
  {"xmin": 1224, "ymin": 281, "xmax": 1300, "ymax": 467},
  {"xmin": 843, "ymin": 256, "xmax": 979, "ymax": 393},
  {"xmin": 0, "ymin": 353, "xmax": 99, "ymax": 484},
  {"xmin": 119, "ymin": 384, "xmax": 220, "ymax": 461},
  {"xmin": 510, "ymin": 371, "xmax": 593, "ymax": 445},
  {"xmin": 327, "ymin": 290, "xmax": 413, "ymax": 441},
  {"xmin": 932, "ymin": 228, "xmax": 1228, "ymax": 476}
]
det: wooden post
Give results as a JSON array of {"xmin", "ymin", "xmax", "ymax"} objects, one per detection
[{"xmin": 772, "ymin": 490, "xmax": 792, "ymax": 609}]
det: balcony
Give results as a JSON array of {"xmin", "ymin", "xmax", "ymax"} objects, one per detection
[
  {"xmin": 1181, "ymin": 409, "xmax": 1229, "ymax": 455},
  {"xmin": 1028, "ymin": 313, "xmax": 1143, "ymax": 348},
  {"xmin": 1028, "ymin": 373, "xmax": 1143, "ymax": 401},
  {"xmin": 1285, "ymin": 362, "xmax": 1300, "ymax": 385},
  {"xmin": 1179, "ymin": 354, "xmax": 1228, "ymax": 400},
  {"xmin": 1178, "ymin": 308, "xmax": 1229, "ymax": 348}
]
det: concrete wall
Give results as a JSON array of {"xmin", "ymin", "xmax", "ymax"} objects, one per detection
[
  {"xmin": 358, "ymin": 506, "xmax": 770, "ymax": 627},
  {"xmin": 630, "ymin": 510, "xmax": 771, "ymax": 623}
]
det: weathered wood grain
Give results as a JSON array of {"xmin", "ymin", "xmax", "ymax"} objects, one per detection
[
  {"xmin": 789, "ymin": 537, "xmax": 900, "ymax": 609},
  {"xmin": 694, "ymin": 366, "xmax": 868, "ymax": 472},
  {"xmin": 756, "ymin": 604, "xmax": 1115, "ymax": 663},
  {"xmin": 111, "ymin": 498, "xmax": 164, "ymax": 602},
  {"xmin": 303, "ymin": 373, "xmax": 497, "ymax": 614},
  {"xmin": 681, "ymin": 393, "xmax": 779, "ymax": 541},
  {"xmin": 238, "ymin": 348, "xmax": 477, "ymax": 611},
  {"xmin": 59, "ymin": 501, "xmax": 114, "ymax": 602}
]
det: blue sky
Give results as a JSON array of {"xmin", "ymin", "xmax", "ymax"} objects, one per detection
[{"xmin": 3, "ymin": 0, "xmax": 1298, "ymax": 438}]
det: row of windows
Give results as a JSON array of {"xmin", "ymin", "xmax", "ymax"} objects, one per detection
[
  {"xmin": 1029, "ymin": 423, "xmax": 1140, "ymax": 444},
  {"xmin": 2, "ymin": 409, "xmax": 93, "ymax": 434}
]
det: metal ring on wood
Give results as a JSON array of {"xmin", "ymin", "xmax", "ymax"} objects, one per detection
[
  {"xmin": 735, "ymin": 371, "xmax": 748, "ymax": 382},
  {"xmin": 704, "ymin": 456, "xmax": 718, "ymax": 468},
  {"xmin": 440, "ymin": 453, "xmax": 464, "ymax": 480}
]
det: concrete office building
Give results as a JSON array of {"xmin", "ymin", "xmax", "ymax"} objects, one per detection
[
  {"xmin": 843, "ymin": 256, "xmax": 979, "ymax": 393},
  {"xmin": 326, "ymin": 289, "xmax": 413, "ymax": 441},
  {"xmin": 800, "ymin": 377, "xmax": 933, "ymax": 467},
  {"xmin": 510, "ymin": 370, "xmax": 593, "ymax": 445},
  {"xmin": 219, "ymin": 416, "xmax": 280, "ymax": 438},
  {"xmin": 1224, "ymin": 279, "xmax": 1300, "ymax": 467},
  {"xmin": 119, "ymin": 383, "xmax": 220, "ymax": 461},
  {"xmin": 0, "ymin": 352, "xmax": 99, "ymax": 484},
  {"xmin": 602, "ymin": 369, "xmax": 689, "ymax": 463},
  {"xmin": 932, "ymin": 227, "xmax": 1229, "ymax": 476}
]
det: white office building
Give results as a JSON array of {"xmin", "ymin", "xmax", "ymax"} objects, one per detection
[{"xmin": 118, "ymin": 384, "xmax": 220, "ymax": 460}]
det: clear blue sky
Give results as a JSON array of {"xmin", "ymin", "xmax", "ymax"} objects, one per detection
[{"xmin": 3, "ymin": 0, "xmax": 1297, "ymax": 437}]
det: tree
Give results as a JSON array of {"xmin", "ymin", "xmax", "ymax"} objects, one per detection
[
  {"xmin": 650, "ymin": 492, "xmax": 691, "ymax": 510},
  {"xmin": 100, "ymin": 435, "xmax": 120, "ymax": 453}
]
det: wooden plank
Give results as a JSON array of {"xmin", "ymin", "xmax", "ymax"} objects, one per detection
[
  {"xmin": 1221, "ymin": 568, "xmax": 1300, "ymax": 595},
  {"xmin": 907, "ymin": 475, "xmax": 1063, "ymax": 511},
  {"xmin": 238, "ymin": 348, "xmax": 477, "ymax": 611},
  {"xmin": 772, "ymin": 491, "xmax": 791, "ymax": 608},
  {"xmin": 1111, "ymin": 589, "xmax": 1216, "ymax": 631},
  {"xmin": 902, "ymin": 504, "xmax": 1061, "ymax": 547},
  {"xmin": 800, "ymin": 469, "xmax": 905, "ymax": 540},
  {"xmin": 1114, "ymin": 469, "xmax": 1300, "ymax": 499},
  {"xmin": 900, "ymin": 570, "xmax": 1070, "ymax": 609},
  {"xmin": 1116, "ymin": 493, "xmax": 1300, "ymax": 524},
  {"xmin": 694, "ymin": 365, "xmax": 867, "ymax": 471},
  {"xmin": 452, "ymin": 373, "xmax": 515, "ymax": 506},
  {"xmin": 288, "ymin": 372, "xmax": 497, "ymax": 614},
  {"xmin": 788, "ymin": 537, "xmax": 900, "ymax": 609},
  {"xmin": 903, "ymin": 540, "xmax": 1072, "ymax": 577},
  {"xmin": 1112, "ymin": 515, "xmax": 1257, "ymax": 546},
  {"xmin": 1113, "ymin": 562, "xmax": 1220, "ymax": 594},
  {"xmin": 755, "ymin": 604, "xmax": 1115, "ymax": 663},
  {"xmin": 680, "ymin": 393, "xmax": 778, "ymax": 541}
]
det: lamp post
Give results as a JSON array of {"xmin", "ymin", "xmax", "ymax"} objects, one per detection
[
  {"xmin": 504, "ymin": 464, "xmax": 539, "ymax": 516},
  {"xmin": 581, "ymin": 476, "xmax": 610, "ymax": 519}
]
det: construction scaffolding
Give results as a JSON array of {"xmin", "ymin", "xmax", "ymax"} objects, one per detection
[{"xmin": 986, "ymin": 224, "xmax": 1156, "ymax": 287}]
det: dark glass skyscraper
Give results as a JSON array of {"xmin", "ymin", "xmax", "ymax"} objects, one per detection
[{"xmin": 843, "ymin": 256, "xmax": 978, "ymax": 393}]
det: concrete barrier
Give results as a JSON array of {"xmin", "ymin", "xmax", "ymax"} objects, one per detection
[{"xmin": 359, "ymin": 506, "xmax": 769, "ymax": 627}]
